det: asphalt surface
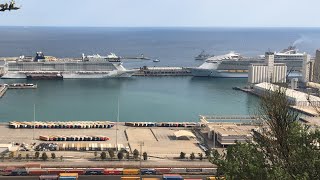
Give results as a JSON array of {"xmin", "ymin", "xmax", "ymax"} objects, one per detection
[{"xmin": 0, "ymin": 175, "xmax": 210, "ymax": 180}]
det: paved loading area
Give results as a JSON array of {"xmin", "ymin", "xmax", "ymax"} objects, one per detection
[
  {"xmin": 0, "ymin": 124, "xmax": 203, "ymax": 158},
  {"xmin": 127, "ymin": 128, "xmax": 202, "ymax": 157}
]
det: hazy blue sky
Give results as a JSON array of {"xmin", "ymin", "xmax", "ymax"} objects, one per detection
[{"xmin": 0, "ymin": 0, "xmax": 319, "ymax": 27}]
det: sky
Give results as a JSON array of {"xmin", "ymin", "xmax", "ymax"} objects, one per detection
[{"xmin": 0, "ymin": 0, "xmax": 319, "ymax": 27}]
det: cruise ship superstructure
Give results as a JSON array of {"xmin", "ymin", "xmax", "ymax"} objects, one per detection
[
  {"xmin": 1, "ymin": 52, "xmax": 137, "ymax": 79},
  {"xmin": 189, "ymin": 46, "xmax": 305, "ymax": 78}
]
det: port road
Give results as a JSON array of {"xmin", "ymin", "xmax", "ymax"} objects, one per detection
[{"xmin": 0, "ymin": 175, "xmax": 211, "ymax": 180}]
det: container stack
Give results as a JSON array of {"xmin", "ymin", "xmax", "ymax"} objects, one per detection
[
  {"xmin": 125, "ymin": 122, "xmax": 203, "ymax": 128},
  {"xmin": 39, "ymin": 135, "xmax": 110, "ymax": 141},
  {"xmin": 59, "ymin": 173, "xmax": 79, "ymax": 180},
  {"xmin": 9, "ymin": 121, "xmax": 114, "ymax": 129}
]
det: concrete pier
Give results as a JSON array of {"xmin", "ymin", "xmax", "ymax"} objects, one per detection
[
  {"xmin": 133, "ymin": 66, "xmax": 191, "ymax": 76},
  {"xmin": 0, "ymin": 85, "xmax": 7, "ymax": 97}
]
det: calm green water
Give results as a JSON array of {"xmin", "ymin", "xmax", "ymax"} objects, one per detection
[{"xmin": 0, "ymin": 77, "xmax": 259, "ymax": 122}]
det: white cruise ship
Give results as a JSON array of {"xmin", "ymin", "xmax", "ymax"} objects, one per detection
[
  {"xmin": 1, "ymin": 52, "xmax": 138, "ymax": 79},
  {"xmin": 189, "ymin": 46, "xmax": 305, "ymax": 78}
]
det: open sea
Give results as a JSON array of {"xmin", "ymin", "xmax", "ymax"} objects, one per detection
[{"xmin": 1, "ymin": 27, "xmax": 320, "ymax": 122}]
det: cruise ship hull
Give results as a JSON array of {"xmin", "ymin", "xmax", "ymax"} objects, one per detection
[
  {"xmin": 190, "ymin": 68, "xmax": 301, "ymax": 78},
  {"xmin": 1, "ymin": 70, "xmax": 137, "ymax": 79}
]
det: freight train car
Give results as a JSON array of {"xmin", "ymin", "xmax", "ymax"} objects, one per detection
[{"xmin": 123, "ymin": 169, "xmax": 140, "ymax": 175}]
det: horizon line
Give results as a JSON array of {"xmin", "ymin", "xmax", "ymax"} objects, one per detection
[{"xmin": 1, "ymin": 25, "xmax": 320, "ymax": 29}]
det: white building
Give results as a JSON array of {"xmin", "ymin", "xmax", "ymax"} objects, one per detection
[
  {"xmin": 248, "ymin": 52, "xmax": 287, "ymax": 84},
  {"xmin": 254, "ymin": 82, "xmax": 320, "ymax": 107},
  {"xmin": 314, "ymin": 50, "xmax": 320, "ymax": 83},
  {"xmin": 302, "ymin": 54, "xmax": 313, "ymax": 83}
]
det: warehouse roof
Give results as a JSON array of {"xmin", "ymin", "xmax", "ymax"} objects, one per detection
[
  {"xmin": 174, "ymin": 130, "xmax": 196, "ymax": 138},
  {"xmin": 254, "ymin": 82, "xmax": 320, "ymax": 102}
]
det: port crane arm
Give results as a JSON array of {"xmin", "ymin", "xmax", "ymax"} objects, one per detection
[{"xmin": 0, "ymin": 0, "xmax": 20, "ymax": 12}]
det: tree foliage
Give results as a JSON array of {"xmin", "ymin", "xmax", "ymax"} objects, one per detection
[
  {"xmin": 133, "ymin": 149, "xmax": 139, "ymax": 159},
  {"xmin": 25, "ymin": 154, "xmax": 30, "ymax": 161},
  {"xmin": 179, "ymin": 152, "xmax": 186, "ymax": 159},
  {"xmin": 100, "ymin": 152, "xmax": 107, "ymax": 160},
  {"xmin": 190, "ymin": 152, "xmax": 195, "ymax": 160},
  {"xmin": 51, "ymin": 153, "xmax": 56, "ymax": 160},
  {"xmin": 34, "ymin": 151, "xmax": 40, "ymax": 159},
  {"xmin": 41, "ymin": 152, "xmax": 48, "ymax": 161},
  {"xmin": 108, "ymin": 149, "xmax": 115, "ymax": 159},
  {"xmin": 198, "ymin": 153, "xmax": 203, "ymax": 161},
  {"xmin": 210, "ymin": 88, "xmax": 320, "ymax": 180},
  {"xmin": 117, "ymin": 152, "xmax": 124, "ymax": 160},
  {"xmin": 143, "ymin": 152, "xmax": 147, "ymax": 160}
]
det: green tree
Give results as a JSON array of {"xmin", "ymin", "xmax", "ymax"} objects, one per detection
[
  {"xmin": 143, "ymin": 152, "xmax": 147, "ymax": 160},
  {"xmin": 179, "ymin": 152, "xmax": 186, "ymax": 159},
  {"xmin": 205, "ymin": 150, "xmax": 211, "ymax": 157},
  {"xmin": 190, "ymin": 152, "xmax": 195, "ymax": 160},
  {"xmin": 198, "ymin": 153, "xmax": 203, "ymax": 161},
  {"xmin": 17, "ymin": 154, "xmax": 22, "ymax": 161},
  {"xmin": 126, "ymin": 152, "xmax": 130, "ymax": 160},
  {"xmin": 133, "ymin": 149, "xmax": 139, "ymax": 159},
  {"xmin": 100, "ymin": 152, "xmax": 107, "ymax": 160},
  {"xmin": 108, "ymin": 149, "xmax": 115, "ymax": 159},
  {"xmin": 9, "ymin": 152, "xmax": 14, "ymax": 159},
  {"xmin": 117, "ymin": 152, "xmax": 124, "ymax": 160},
  {"xmin": 26, "ymin": 154, "xmax": 30, "ymax": 161},
  {"xmin": 1, "ymin": 154, "xmax": 5, "ymax": 162},
  {"xmin": 94, "ymin": 151, "xmax": 98, "ymax": 159},
  {"xmin": 60, "ymin": 155, "xmax": 63, "ymax": 162},
  {"xmin": 210, "ymin": 88, "xmax": 320, "ymax": 180},
  {"xmin": 34, "ymin": 151, "xmax": 40, "ymax": 159},
  {"xmin": 41, "ymin": 152, "xmax": 48, "ymax": 161},
  {"xmin": 51, "ymin": 153, "xmax": 56, "ymax": 160}
]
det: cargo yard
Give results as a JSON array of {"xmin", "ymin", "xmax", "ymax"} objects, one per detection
[{"xmin": 0, "ymin": 122, "xmax": 204, "ymax": 159}]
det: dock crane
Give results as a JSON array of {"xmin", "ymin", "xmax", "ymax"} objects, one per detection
[{"xmin": 0, "ymin": 0, "xmax": 20, "ymax": 12}]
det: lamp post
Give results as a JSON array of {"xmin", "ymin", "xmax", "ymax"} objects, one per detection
[
  {"xmin": 33, "ymin": 104, "xmax": 35, "ymax": 140},
  {"xmin": 139, "ymin": 141, "xmax": 144, "ymax": 179}
]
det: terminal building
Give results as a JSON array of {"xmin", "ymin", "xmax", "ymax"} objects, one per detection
[
  {"xmin": 254, "ymin": 82, "xmax": 320, "ymax": 107},
  {"xmin": 248, "ymin": 52, "xmax": 287, "ymax": 84},
  {"xmin": 314, "ymin": 49, "xmax": 320, "ymax": 83},
  {"xmin": 301, "ymin": 54, "xmax": 314, "ymax": 83}
]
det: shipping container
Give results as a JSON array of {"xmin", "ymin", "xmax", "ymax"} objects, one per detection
[
  {"xmin": 28, "ymin": 169, "xmax": 48, "ymax": 175},
  {"xmin": 59, "ymin": 173, "xmax": 78, "ymax": 180},
  {"xmin": 142, "ymin": 178, "xmax": 161, "ymax": 180},
  {"xmin": 25, "ymin": 163, "xmax": 41, "ymax": 169},
  {"xmin": 59, "ymin": 177, "xmax": 77, "ymax": 180},
  {"xmin": 170, "ymin": 168, "xmax": 187, "ymax": 174},
  {"xmin": 163, "ymin": 174, "xmax": 183, "ymax": 180},
  {"xmin": 103, "ymin": 168, "xmax": 123, "ymax": 175},
  {"xmin": 155, "ymin": 168, "xmax": 171, "ymax": 175},
  {"xmin": 123, "ymin": 169, "xmax": 140, "ymax": 175},
  {"xmin": 141, "ymin": 168, "xmax": 156, "ymax": 175},
  {"xmin": 11, "ymin": 168, "xmax": 28, "ymax": 176},
  {"xmin": 121, "ymin": 177, "xmax": 140, "ymax": 180},
  {"xmin": 65, "ymin": 169, "xmax": 85, "ymax": 175},
  {"xmin": 201, "ymin": 168, "xmax": 216, "ymax": 174},
  {"xmin": 1, "ymin": 167, "xmax": 16, "ymax": 176},
  {"xmin": 39, "ymin": 175, "xmax": 59, "ymax": 180},
  {"xmin": 84, "ymin": 168, "xmax": 104, "ymax": 175},
  {"xmin": 206, "ymin": 177, "xmax": 225, "ymax": 180},
  {"xmin": 47, "ymin": 169, "xmax": 66, "ymax": 175},
  {"xmin": 186, "ymin": 168, "xmax": 202, "ymax": 173}
]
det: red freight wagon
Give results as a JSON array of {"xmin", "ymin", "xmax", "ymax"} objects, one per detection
[
  {"xmin": 104, "ymin": 168, "xmax": 123, "ymax": 175},
  {"xmin": 24, "ymin": 163, "xmax": 41, "ymax": 169},
  {"xmin": 28, "ymin": 169, "xmax": 48, "ymax": 175},
  {"xmin": 155, "ymin": 168, "xmax": 171, "ymax": 175},
  {"xmin": 65, "ymin": 169, "xmax": 85, "ymax": 175},
  {"xmin": 47, "ymin": 169, "xmax": 66, "ymax": 175}
]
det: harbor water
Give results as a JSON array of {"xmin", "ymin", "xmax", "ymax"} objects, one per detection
[
  {"xmin": 1, "ymin": 27, "xmax": 320, "ymax": 122},
  {"xmin": 0, "ymin": 77, "xmax": 259, "ymax": 122}
]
